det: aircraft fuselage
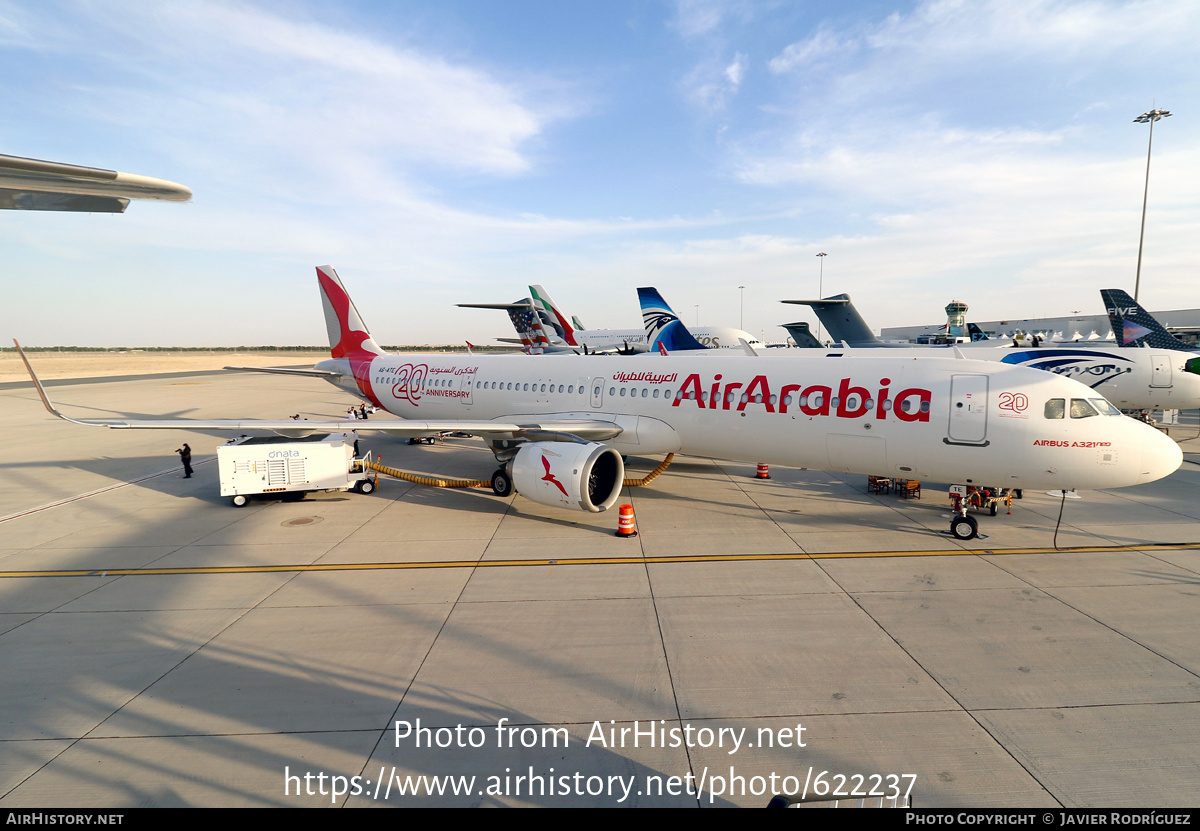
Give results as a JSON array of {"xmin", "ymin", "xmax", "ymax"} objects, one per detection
[{"xmin": 317, "ymin": 351, "xmax": 1180, "ymax": 493}]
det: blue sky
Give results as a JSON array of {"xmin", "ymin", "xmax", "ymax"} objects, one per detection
[{"xmin": 2, "ymin": 0, "xmax": 1197, "ymax": 346}]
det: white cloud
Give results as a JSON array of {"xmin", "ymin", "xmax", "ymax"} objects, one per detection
[
  {"xmin": 865, "ymin": 0, "xmax": 1199, "ymax": 60},
  {"xmin": 769, "ymin": 27, "xmax": 857, "ymax": 73},
  {"xmin": 725, "ymin": 52, "xmax": 748, "ymax": 87}
]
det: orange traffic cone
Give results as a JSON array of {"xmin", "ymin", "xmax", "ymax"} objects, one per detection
[
  {"xmin": 755, "ymin": 463, "xmax": 770, "ymax": 480},
  {"xmin": 616, "ymin": 504, "xmax": 638, "ymax": 537}
]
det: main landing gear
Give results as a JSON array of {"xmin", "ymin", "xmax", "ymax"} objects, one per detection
[{"xmin": 490, "ymin": 467, "xmax": 513, "ymax": 497}]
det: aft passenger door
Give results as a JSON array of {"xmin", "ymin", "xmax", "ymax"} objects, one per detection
[
  {"xmin": 458, "ymin": 367, "xmax": 477, "ymax": 406},
  {"xmin": 1151, "ymin": 354, "xmax": 1172, "ymax": 388}
]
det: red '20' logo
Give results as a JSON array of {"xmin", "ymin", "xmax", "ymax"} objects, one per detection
[
  {"xmin": 391, "ymin": 363, "xmax": 428, "ymax": 405},
  {"xmin": 998, "ymin": 392, "xmax": 1028, "ymax": 412}
]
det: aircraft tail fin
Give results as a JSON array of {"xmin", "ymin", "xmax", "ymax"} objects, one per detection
[
  {"xmin": 781, "ymin": 321, "xmax": 823, "ymax": 348},
  {"xmin": 1101, "ymin": 289, "xmax": 1189, "ymax": 350},
  {"xmin": 637, "ymin": 287, "xmax": 707, "ymax": 351},
  {"xmin": 316, "ymin": 266, "xmax": 388, "ymax": 359},
  {"xmin": 529, "ymin": 285, "xmax": 578, "ymax": 346},
  {"xmin": 780, "ymin": 294, "xmax": 881, "ymax": 346}
]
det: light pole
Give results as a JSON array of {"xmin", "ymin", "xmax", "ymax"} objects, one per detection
[
  {"xmin": 738, "ymin": 286, "xmax": 746, "ymax": 330},
  {"xmin": 694, "ymin": 305, "xmax": 699, "ymax": 326},
  {"xmin": 1133, "ymin": 108, "xmax": 1171, "ymax": 302},
  {"xmin": 815, "ymin": 252, "xmax": 827, "ymax": 343}
]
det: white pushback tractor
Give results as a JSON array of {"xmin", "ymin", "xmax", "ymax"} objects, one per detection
[{"xmin": 217, "ymin": 433, "xmax": 374, "ymax": 507}]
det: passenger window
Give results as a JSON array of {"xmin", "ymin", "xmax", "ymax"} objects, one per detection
[
  {"xmin": 1045, "ymin": 399, "xmax": 1064, "ymax": 419},
  {"xmin": 1070, "ymin": 399, "xmax": 1099, "ymax": 419}
]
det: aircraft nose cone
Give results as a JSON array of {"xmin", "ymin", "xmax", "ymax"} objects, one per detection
[{"xmin": 1141, "ymin": 425, "xmax": 1183, "ymax": 483}]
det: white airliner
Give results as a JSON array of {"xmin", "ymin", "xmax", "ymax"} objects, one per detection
[
  {"xmin": 17, "ymin": 266, "xmax": 1182, "ymax": 540},
  {"xmin": 786, "ymin": 294, "xmax": 1200, "ymax": 412},
  {"xmin": 0, "ymin": 153, "xmax": 192, "ymax": 213}
]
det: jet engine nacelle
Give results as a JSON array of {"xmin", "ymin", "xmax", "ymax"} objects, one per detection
[{"xmin": 510, "ymin": 441, "xmax": 624, "ymax": 513}]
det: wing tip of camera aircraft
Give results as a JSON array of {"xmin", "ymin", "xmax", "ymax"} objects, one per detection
[{"xmin": 0, "ymin": 153, "xmax": 192, "ymax": 212}]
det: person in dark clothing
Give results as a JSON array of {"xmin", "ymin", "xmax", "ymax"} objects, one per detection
[{"xmin": 176, "ymin": 443, "xmax": 193, "ymax": 478}]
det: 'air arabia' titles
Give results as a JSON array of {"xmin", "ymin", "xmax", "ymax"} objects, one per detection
[
  {"xmin": 670, "ymin": 373, "xmax": 932, "ymax": 423},
  {"xmin": 613, "ymin": 371, "xmax": 678, "ymax": 384}
]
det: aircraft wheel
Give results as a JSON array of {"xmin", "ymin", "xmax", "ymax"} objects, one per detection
[
  {"xmin": 1013, "ymin": 489, "xmax": 1023, "ymax": 499},
  {"xmin": 358, "ymin": 479, "xmax": 375, "ymax": 495},
  {"xmin": 951, "ymin": 515, "xmax": 978, "ymax": 540},
  {"xmin": 491, "ymin": 468, "xmax": 513, "ymax": 497},
  {"xmin": 989, "ymin": 502, "xmax": 998, "ymax": 516},
  {"xmin": 231, "ymin": 494, "xmax": 248, "ymax": 508}
]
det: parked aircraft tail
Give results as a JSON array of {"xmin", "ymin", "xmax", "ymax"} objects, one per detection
[
  {"xmin": 1101, "ymin": 289, "xmax": 1190, "ymax": 351},
  {"xmin": 781, "ymin": 294, "xmax": 883, "ymax": 346},
  {"xmin": 317, "ymin": 265, "xmax": 388, "ymax": 360},
  {"xmin": 781, "ymin": 321, "xmax": 824, "ymax": 348},
  {"xmin": 637, "ymin": 287, "xmax": 707, "ymax": 351},
  {"xmin": 529, "ymin": 285, "xmax": 579, "ymax": 346}
]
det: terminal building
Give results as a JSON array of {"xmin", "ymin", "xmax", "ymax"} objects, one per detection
[{"xmin": 881, "ymin": 301, "xmax": 1200, "ymax": 346}]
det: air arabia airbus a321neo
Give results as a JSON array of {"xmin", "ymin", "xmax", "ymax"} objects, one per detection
[{"xmin": 18, "ymin": 266, "xmax": 1182, "ymax": 540}]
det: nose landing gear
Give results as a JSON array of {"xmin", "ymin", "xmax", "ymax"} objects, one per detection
[{"xmin": 948, "ymin": 485, "xmax": 1014, "ymax": 540}]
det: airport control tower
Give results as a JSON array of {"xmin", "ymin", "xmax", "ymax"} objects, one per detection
[{"xmin": 945, "ymin": 300, "xmax": 969, "ymax": 339}]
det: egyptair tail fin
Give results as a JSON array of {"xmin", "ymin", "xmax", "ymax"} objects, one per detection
[
  {"xmin": 1101, "ymin": 289, "xmax": 1190, "ymax": 351},
  {"xmin": 316, "ymin": 265, "xmax": 388, "ymax": 360},
  {"xmin": 637, "ymin": 287, "xmax": 707, "ymax": 351}
]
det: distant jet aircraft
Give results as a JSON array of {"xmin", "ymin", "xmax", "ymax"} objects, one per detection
[
  {"xmin": 0, "ymin": 153, "xmax": 191, "ymax": 213},
  {"xmin": 464, "ymin": 283, "xmax": 759, "ymax": 354},
  {"xmin": 16, "ymin": 266, "xmax": 1182, "ymax": 540},
  {"xmin": 782, "ymin": 294, "xmax": 989, "ymax": 348},
  {"xmin": 781, "ymin": 292, "xmax": 1200, "ymax": 412}
]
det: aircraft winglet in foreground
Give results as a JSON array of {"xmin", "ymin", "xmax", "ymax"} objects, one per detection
[
  {"xmin": 0, "ymin": 153, "xmax": 192, "ymax": 213},
  {"xmin": 18, "ymin": 267, "xmax": 1182, "ymax": 539}
]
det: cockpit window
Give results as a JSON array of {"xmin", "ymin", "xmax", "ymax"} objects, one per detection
[
  {"xmin": 1070, "ymin": 398, "xmax": 1099, "ymax": 419},
  {"xmin": 1090, "ymin": 398, "xmax": 1122, "ymax": 416},
  {"xmin": 1044, "ymin": 398, "xmax": 1065, "ymax": 419}
]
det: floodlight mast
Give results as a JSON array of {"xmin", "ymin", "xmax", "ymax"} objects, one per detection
[
  {"xmin": 1133, "ymin": 107, "xmax": 1171, "ymax": 302},
  {"xmin": 815, "ymin": 252, "xmax": 827, "ymax": 343}
]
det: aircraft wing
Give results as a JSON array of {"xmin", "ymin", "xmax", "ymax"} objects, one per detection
[
  {"xmin": 224, "ymin": 365, "xmax": 344, "ymax": 378},
  {"xmin": 16, "ymin": 341, "xmax": 620, "ymax": 442},
  {"xmin": 0, "ymin": 153, "xmax": 192, "ymax": 213}
]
